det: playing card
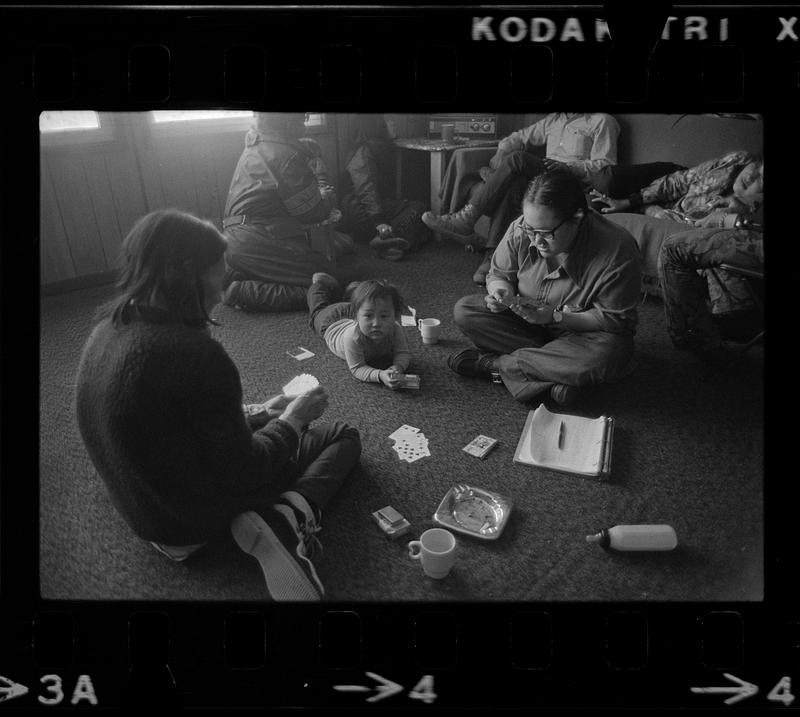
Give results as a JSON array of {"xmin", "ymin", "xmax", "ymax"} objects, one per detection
[
  {"xmin": 282, "ymin": 373, "xmax": 320, "ymax": 396},
  {"xmin": 401, "ymin": 306, "xmax": 417, "ymax": 327},
  {"xmin": 286, "ymin": 346, "xmax": 315, "ymax": 361},
  {"xmin": 389, "ymin": 424, "xmax": 419, "ymax": 441}
]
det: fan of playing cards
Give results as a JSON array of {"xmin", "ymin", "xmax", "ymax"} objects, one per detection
[
  {"xmin": 389, "ymin": 424, "xmax": 430, "ymax": 463},
  {"xmin": 282, "ymin": 373, "xmax": 320, "ymax": 397}
]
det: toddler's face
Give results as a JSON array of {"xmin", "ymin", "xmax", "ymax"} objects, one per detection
[{"xmin": 356, "ymin": 297, "xmax": 396, "ymax": 341}]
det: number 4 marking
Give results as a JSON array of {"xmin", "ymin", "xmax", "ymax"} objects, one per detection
[
  {"xmin": 409, "ymin": 675, "xmax": 437, "ymax": 704},
  {"xmin": 767, "ymin": 677, "xmax": 795, "ymax": 707}
]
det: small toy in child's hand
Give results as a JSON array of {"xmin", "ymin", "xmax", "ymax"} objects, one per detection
[
  {"xmin": 286, "ymin": 346, "xmax": 315, "ymax": 361},
  {"xmin": 462, "ymin": 434, "xmax": 499, "ymax": 459},
  {"xmin": 401, "ymin": 374, "xmax": 421, "ymax": 389},
  {"xmin": 282, "ymin": 373, "xmax": 320, "ymax": 397},
  {"xmin": 372, "ymin": 505, "xmax": 411, "ymax": 539}
]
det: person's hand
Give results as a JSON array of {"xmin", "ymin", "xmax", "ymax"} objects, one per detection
[
  {"xmin": 376, "ymin": 223, "xmax": 393, "ymax": 239},
  {"xmin": 509, "ymin": 299, "xmax": 555, "ymax": 325},
  {"xmin": 485, "ymin": 285, "xmax": 513, "ymax": 313},
  {"xmin": 589, "ymin": 190, "xmax": 630, "ymax": 213},
  {"xmin": 281, "ymin": 385, "xmax": 328, "ymax": 425},
  {"xmin": 263, "ymin": 393, "xmax": 293, "ymax": 418},
  {"xmin": 695, "ymin": 211, "xmax": 731, "ymax": 229},
  {"xmin": 543, "ymin": 157, "xmax": 568, "ymax": 173},
  {"xmin": 380, "ymin": 368, "xmax": 404, "ymax": 390},
  {"xmin": 319, "ymin": 184, "xmax": 336, "ymax": 201},
  {"xmin": 478, "ymin": 166, "xmax": 494, "ymax": 182}
]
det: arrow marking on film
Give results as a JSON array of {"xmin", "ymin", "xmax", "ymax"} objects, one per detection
[
  {"xmin": 0, "ymin": 675, "xmax": 29, "ymax": 704},
  {"xmin": 691, "ymin": 672, "xmax": 759, "ymax": 705},
  {"xmin": 333, "ymin": 672, "xmax": 404, "ymax": 703}
]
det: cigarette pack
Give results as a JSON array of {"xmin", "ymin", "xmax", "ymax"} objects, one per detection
[
  {"xmin": 371, "ymin": 505, "xmax": 411, "ymax": 539},
  {"xmin": 462, "ymin": 434, "xmax": 499, "ymax": 459}
]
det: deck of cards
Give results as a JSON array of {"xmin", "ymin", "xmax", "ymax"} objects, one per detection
[
  {"xmin": 389, "ymin": 424, "xmax": 430, "ymax": 463},
  {"xmin": 400, "ymin": 306, "xmax": 417, "ymax": 327},
  {"xmin": 462, "ymin": 434, "xmax": 499, "ymax": 459},
  {"xmin": 286, "ymin": 346, "xmax": 315, "ymax": 361}
]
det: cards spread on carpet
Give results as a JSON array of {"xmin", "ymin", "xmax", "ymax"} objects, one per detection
[
  {"xmin": 282, "ymin": 373, "xmax": 320, "ymax": 397},
  {"xmin": 389, "ymin": 424, "xmax": 430, "ymax": 463},
  {"xmin": 463, "ymin": 434, "xmax": 499, "ymax": 459},
  {"xmin": 286, "ymin": 346, "xmax": 315, "ymax": 361}
]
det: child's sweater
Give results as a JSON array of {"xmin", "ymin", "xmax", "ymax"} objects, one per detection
[{"xmin": 324, "ymin": 318, "xmax": 411, "ymax": 382}]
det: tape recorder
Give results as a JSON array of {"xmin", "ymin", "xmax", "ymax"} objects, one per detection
[{"xmin": 428, "ymin": 114, "xmax": 497, "ymax": 138}]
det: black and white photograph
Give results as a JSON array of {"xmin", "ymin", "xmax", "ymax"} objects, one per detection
[{"xmin": 38, "ymin": 110, "xmax": 764, "ymax": 603}]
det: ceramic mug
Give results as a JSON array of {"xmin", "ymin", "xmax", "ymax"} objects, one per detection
[
  {"xmin": 418, "ymin": 318, "xmax": 441, "ymax": 344},
  {"xmin": 408, "ymin": 528, "xmax": 456, "ymax": 579}
]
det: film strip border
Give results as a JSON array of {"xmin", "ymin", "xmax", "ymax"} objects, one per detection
[
  {"xmin": 1, "ymin": 7, "xmax": 799, "ymax": 107},
  {"xmin": 1, "ymin": 605, "xmax": 798, "ymax": 709}
]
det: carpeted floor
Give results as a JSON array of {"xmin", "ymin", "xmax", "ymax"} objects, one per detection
[{"xmin": 39, "ymin": 238, "xmax": 764, "ymax": 602}]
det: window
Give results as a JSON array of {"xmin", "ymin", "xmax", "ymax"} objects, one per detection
[
  {"xmin": 151, "ymin": 110, "xmax": 254, "ymax": 123},
  {"xmin": 39, "ymin": 111, "xmax": 115, "ymax": 147},
  {"xmin": 39, "ymin": 111, "xmax": 101, "ymax": 133}
]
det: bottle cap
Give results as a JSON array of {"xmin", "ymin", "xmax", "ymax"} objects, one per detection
[{"xmin": 585, "ymin": 529, "xmax": 610, "ymax": 548}]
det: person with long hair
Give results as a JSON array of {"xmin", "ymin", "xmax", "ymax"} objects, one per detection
[
  {"xmin": 222, "ymin": 112, "xmax": 345, "ymax": 312},
  {"xmin": 338, "ymin": 113, "xmax": 431, "ymax": 261},
  {"xmin": 75, "ymin": 209, "xmax": 361, "ymax": 600},
  {"xmin": 447, "ymin": 172, "xmax": 642, "ymax": 407}
]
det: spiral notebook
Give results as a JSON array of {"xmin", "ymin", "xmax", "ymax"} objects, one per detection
[{"xmin": 513, "ymin": 404, "xmax": 614, "ymax": 478}]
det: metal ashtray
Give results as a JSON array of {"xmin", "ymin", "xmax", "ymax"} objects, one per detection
[{"xmin": 433, "ymin": 484, "xmax": 512, "ymax": 540}]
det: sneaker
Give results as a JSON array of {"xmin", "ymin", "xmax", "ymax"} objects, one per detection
[
  {"xmin": 447, "ymin": 348, "xmax": 499, "ymax": 379},
  {"xmin": 275, "ymin": 491, "xmax": 323, "ymax": 562},
  {"xmin": 311, "ymin": 272, "xmax": 339, "ymax": 291},
  {"xmin": 421, "ymin": 204, "xmax": 479, "ymax": 244},
  {"xmin": 231, "ymin": 510, "xmax": 323, "ymax": 601},
  {"xmin": 472, "ymin": 249, "xmax": 494, "ymax": 285},
  {"xmin": 550, "ymin": 383, "xmax": 582, "ymax": 407}
]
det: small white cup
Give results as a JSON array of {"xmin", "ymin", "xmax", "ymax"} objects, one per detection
[
  {"xmin": 418, "ymin": 318, "xmax": 441, "ymax": 344},
  {"xmin": 408, "ymin": 528, "xmax": 456, "ymax": 579}
]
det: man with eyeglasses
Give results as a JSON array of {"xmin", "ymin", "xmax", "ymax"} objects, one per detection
[{"xmin": 448, "ymin": 172, "xmax": 641, "ymax": 407}]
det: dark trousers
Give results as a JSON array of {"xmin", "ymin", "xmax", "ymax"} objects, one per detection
[
  {"xmin": 281, "ymin": 421, "xmax": 362, "ymax": 514},
  {"xmin": 471, "ymin": 151, "xmax": 546, "ymax": 250},
  {"xmin": 307, "ymin": 281, "xmax": 355, "ymax": 336},
  {"xmin": 454, "ymin": 295, "xmax": 634, "ymax": 403},
  {"xmin": 659, "ymin": 227, "xmax": 763, "ymax": 352}
]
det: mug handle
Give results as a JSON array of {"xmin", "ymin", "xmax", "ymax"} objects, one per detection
[
  {"xmin": 417, "ymin": 319, "xmax": 423, "ymax": 330},
  {"xmin": 408, "ymin": 541, "xmax": 422, "ymax": 559}
]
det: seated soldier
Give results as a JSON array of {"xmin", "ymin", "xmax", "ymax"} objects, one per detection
[{"xmin": 222, "ymin": 112, "xmax": 344, "ymax": 313}]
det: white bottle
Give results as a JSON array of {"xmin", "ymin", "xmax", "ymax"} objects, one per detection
[{"xmin": 585, "ymin": 524, "xmax": 678, "ymax": 551}]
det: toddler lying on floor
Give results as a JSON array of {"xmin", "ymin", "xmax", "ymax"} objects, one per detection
[{"xmin": 307, "ymin": 274, "xmax": 412, "ymax": 389}]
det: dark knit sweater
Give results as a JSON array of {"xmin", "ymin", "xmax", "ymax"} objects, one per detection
[{"xmin": 75, "ymin": 316, "xmax": 299, "ymax": 545}]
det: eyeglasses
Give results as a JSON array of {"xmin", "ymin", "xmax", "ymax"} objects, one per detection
[{"xmin": 521, "ymin": 216, "xmax": 568, "ymax": 243}]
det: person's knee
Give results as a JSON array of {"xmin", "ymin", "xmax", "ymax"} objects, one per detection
[
  {"xmin": 453, "ymin": 295, "xmax": 482, "ymax": 329},
  {"xmin": 330, "ymin": 422, "xmax": 362, "ymax": 456},
  {"xmin": 504, "ymin": 151, "xmax": 542, "ymax": 175}
]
